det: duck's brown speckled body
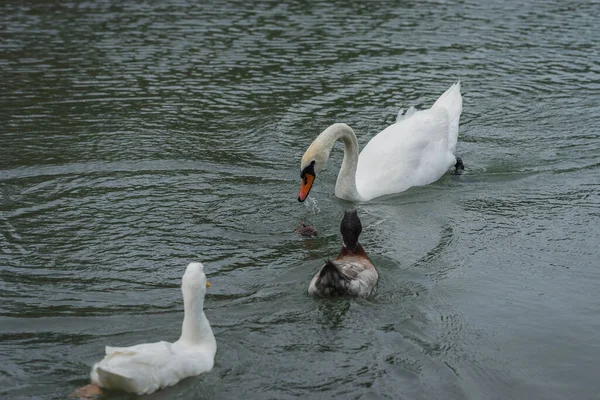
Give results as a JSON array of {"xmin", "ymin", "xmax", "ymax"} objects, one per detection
[{"xmin": 308, "ymin": 210, "xmax": 378, "ymax": 297}]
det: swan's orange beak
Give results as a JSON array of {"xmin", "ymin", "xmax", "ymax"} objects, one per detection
[
  {"xmin": 206, "ymin": 282, "xmax": 211, "ymax": 288},
  {"xmin": 298, "ymin": 173, "xmax": 315, "ymax": 202}
]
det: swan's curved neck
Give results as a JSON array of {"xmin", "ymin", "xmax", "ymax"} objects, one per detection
[
  {"xmin": 319, "ymin": 123, "xmax": 362, "ymax": 201},
  {"xmin": 178, "ymin": 288, "xmax": 216, "ymax": 352}
]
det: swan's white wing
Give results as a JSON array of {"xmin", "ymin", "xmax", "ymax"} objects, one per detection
[
  {"xmin": 356, "ymin": 107, "xmax": 455, "ymax": 200},
  {"xmin": 396, "ymin": 106, "xmax": 417, "ymax": 123}
]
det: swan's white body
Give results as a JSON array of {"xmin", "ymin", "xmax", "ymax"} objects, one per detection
[
  {"xmin": 298, "ymin": 82, "xmax": 462, "ymax": 202},
  {"xmin": 89, "ymin": 263, "xmax": 216, "ymax": 395}
]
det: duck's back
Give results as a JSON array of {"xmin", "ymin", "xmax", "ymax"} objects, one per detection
[
  {"xmin": 308, "ymin": 257, "xmax": 378, "ymax": 297},
  {"xmin": 308, "ymin": 210, "xmax": 378, "ymax": 297},
  {"xmin": 91, "ymin": 341, "xmax": 213, "ymax": 395},
  {"xmin": 335, "ymin": 255, "xmax": 378, "ymax": 297}
]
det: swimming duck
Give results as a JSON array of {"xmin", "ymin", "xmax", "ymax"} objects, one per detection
[
  {"xmin": 308, "ymin": 210, "xmax": 378, "ymax": 297},
  {"xmin": 298, "ymin": 82, "xmax": 464, "ymax": 202},
  {"xmin": 74, "ymin": 262, "xmax": 216, "ymax": 397},
  {"xmin": 294, "ymin": 221, "xmax": 318, "ymax": 238}
]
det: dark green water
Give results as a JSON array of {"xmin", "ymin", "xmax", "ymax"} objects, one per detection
[{"xmin": 1, "ymin": 1, "xmax": 599, "ymax": 399}]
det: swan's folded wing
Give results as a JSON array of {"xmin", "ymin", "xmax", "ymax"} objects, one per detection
[{"xmin": 357, "ymin": 107, "xmax": 451, "ymax": 200}]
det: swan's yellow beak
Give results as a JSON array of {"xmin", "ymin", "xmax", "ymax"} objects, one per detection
[
  {"xmin": 298, "ymin": 173, "xmax": 315, "ymax": 202},
  {"xmin": 206, "ymin": 282, "xmax": 211, "ymax": 288}
]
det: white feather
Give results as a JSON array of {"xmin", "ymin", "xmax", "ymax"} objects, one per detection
[
  {"xmin": 89, "ymin": 262, "xmax": 216, "ymax": 395},
  {"xmin": 299, "ymin": 82, "xmax": 463, "ymax": 202}
]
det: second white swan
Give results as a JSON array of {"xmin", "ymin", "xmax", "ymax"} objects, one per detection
[{"xmin": 298, "ymin": 82, "xmax": 464, "ymax": 202}]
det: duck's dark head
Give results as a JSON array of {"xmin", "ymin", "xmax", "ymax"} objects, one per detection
[{"xmin": 340, "ymin": 209, "xmax": 362, "ymax": 250}]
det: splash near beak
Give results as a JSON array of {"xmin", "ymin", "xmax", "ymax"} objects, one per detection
[
  {"xmin": 206, "ymin": 282, "xmax": 211, "ymax": 288},
  {"xmin": 298, "ymin": 173, "xmax": 314, "ymax": 202}
]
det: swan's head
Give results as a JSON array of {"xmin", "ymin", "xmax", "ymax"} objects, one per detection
[
  {"xmin": 298, "ymin": 139, "xmax": 331, "ymax": 202},
  {"xmin": 182, "ymin": 262, "xmax": 211, "ymax": 293}
]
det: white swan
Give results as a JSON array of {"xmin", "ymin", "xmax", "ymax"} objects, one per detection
[
  {"xmin": 308, "ymin": 210, "xmax": 377, "ymax": 297},
  {"xmin": 74, "ymin": 262, "xmax": 216, "ymax": 397},
  {"xmin": 298, "ymin": 82, "xmax": 463, "ymax": 202}
]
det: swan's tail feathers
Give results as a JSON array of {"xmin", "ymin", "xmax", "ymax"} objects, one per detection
[
  {"xmin": 432, "ymin": 81, "xmax": 462, "ymax": 154},
  {"xmin": 396, "ymin": 106, "xmax": 417, "ymax": 123},
  {"xmin": 433, "ymin": 81, "xmax": 461, "ymax": 109},
  {"xmin": 94, "ymin": 366, "xmax": 138, "ymax": 393}
]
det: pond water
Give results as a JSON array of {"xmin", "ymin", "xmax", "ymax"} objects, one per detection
[{"xmin": 1, "ymin": 1, "xmax": 599, "ymax": 399}]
